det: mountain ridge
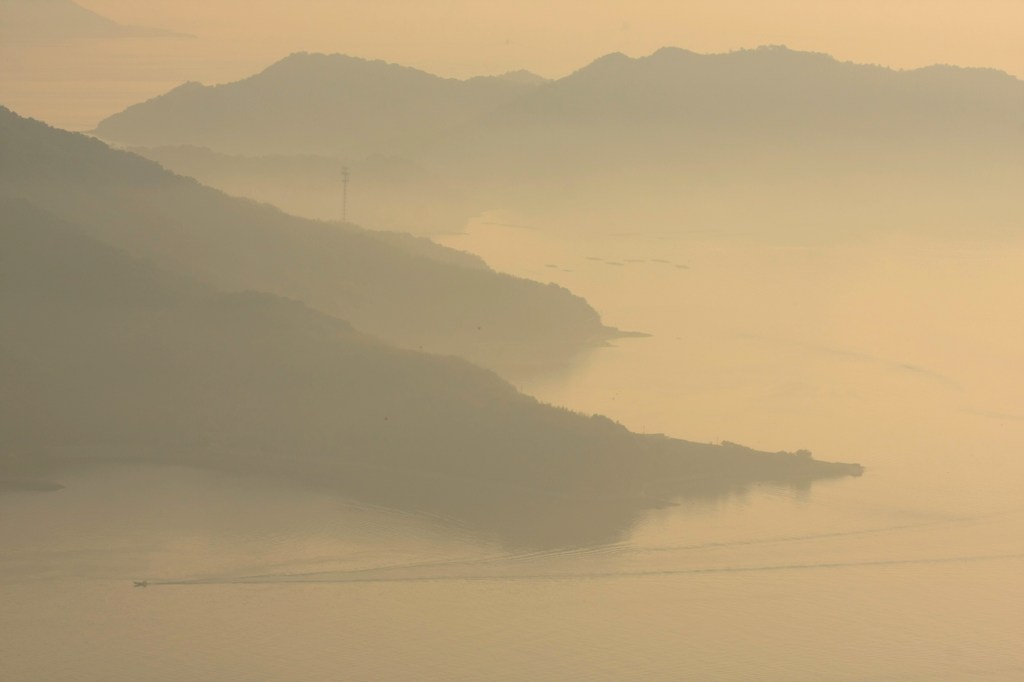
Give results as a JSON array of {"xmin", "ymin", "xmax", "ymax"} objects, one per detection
[
  {"xmin": 94, "ymin": 45, "xmax": 1024, "ymax": 157},
  {"xmin": 93, "ymin": 51, "xmax": 546, "ymax": 156},
  {"xmin": 0, "ymin": 106, "xmax": 615, "ymax": 372},
  {"xmin": 1, "ymin": 197, "xmax": 862, "ymax": 547}
]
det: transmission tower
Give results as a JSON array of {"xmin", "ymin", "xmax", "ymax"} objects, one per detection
[{"xmin": 341, "ymin": 165, "xmax": 350, "ymax": 223}]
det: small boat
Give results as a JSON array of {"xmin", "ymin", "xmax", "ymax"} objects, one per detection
[{"xmin": 133, "ymin": 581, "xmax": 149, "ymax": 588}]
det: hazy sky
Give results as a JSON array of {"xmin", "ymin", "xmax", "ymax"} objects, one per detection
[{"xmin": 84, "ymin": 0, "xmax": 1024, "ymax": 79}]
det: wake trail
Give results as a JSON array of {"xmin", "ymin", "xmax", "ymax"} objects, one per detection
[
  {"xmin": 142, "ymin": 508, "xmax": 1023, "ymax": 586},
  {"xmin": 146, "ymin": 552, "xmax": 1024, "ymax": 587},
  {"xmin": 180, "ymin": 543, "xmax": 628, "ymax": 586},
  {"xmin": 631, "ymin": 506, "xmax": 1024, "ymax": 555}
]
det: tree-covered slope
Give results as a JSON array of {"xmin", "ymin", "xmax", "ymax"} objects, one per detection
[
  {"xmin": 0, "ymin": 107, "xmax": 613, "ymax": 372},
  {"xmin": 0, "ymin": 200, "xmax": 861, "ymax": 546}
]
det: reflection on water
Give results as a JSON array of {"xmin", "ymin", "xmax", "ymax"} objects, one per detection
[{"xmin": 2, "ymin": 462, "xmax": 1022, "ymax": 682}]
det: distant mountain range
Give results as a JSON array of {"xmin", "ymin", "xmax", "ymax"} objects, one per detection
[
  {"xmin": 434, "ymin": 45, "xmax": 1024, "ymax": 174},
  {"xmin": 0, "ymin": 107, "xmax": 614, "ymax": 372},
  {"xmin": 0, "ymin": 0, "xmax": 189, "ymax": 43},
  {"xmin": 96, "ymin": 46, "xmax": 1023, "ymax": 158},
  {"xmin": 95, "ymin": 46, "xmax": 1024, "ymax": 239},
  {"xmin": 95, "ymin": 52, "xmax": 545, "ymax": 157}
]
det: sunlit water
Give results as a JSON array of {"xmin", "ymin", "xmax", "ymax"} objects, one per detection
[{"xmin": 3, "ymin": 217, "xmax": 1023, "ymax": 680}]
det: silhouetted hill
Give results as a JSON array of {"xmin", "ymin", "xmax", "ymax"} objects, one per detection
[
  {"xmin": 93, "ymin": 52, "xmax": 544, "ymax": 156},
  {"xmin": 0, "ymin": 106, "xmax": 613, "ymax": 372},
  {"xmin": 0, "ymin": 199, "xmax": 861, "ymax": 546},
  {"xmin": 0, "ymin": 0, "xmax": 188, "ymax": 43}
]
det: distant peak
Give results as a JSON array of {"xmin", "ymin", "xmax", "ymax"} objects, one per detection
[
  {"xmin": 277, "ymin": 51, "xmax": 363, "ymax": 63},
  {"xmin": 571, "ymin": 51, "xmax": 633, "ymax": 75},
  {"xmin": 912, "ymin": 63, "xmax": 1019, "ymax": 83},
  {"xmin": 592, "ymin": 51, "xmax": 631, "ymax": 65},
  {"xmin": 647, "ymin": 46, "xmax": 698, "ymax": 60},
  {"xmin": 731, "ymin": 45, "xmax": 839, "ymax": 63},
  {"xmin": 259, "ymin": 52, "xmax": 371, "ymax": 73},
  {"xmin": 255, "ymin": 51, "xmax": 438, "ymax": 82}
]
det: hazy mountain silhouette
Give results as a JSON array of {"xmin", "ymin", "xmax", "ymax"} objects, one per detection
[
  {"xmin": 425, "ymin": 46, "xmax": 1024, "ymax": 240},
  {"xmin": 93, "ymin": 52, "xmax": 545, "ymax": 156},
  {"xmin": 475, "ymin": 46, "xmax": 1022, "ymax": 139},
  {"xmin": 1, "ymin": 199, "xmax": 861, "ymax": 546},
  {"xmin": 93, "ymin": 46, "xmax": 1023, "ymax": 240},
  {"xmin": 0, "ymin": 0, "xmax": 189, "ymax": 43},
  {"xmin": 0, "ymin": 107, "xmax": 614, "ymax": 373},
  {"xmin": 94, "ymin": 46, "xmax": 1023, "ymax": 163},
  {"xmin": 429, "ymin": 46, "xmax": 1024, "ymax": 218}
]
